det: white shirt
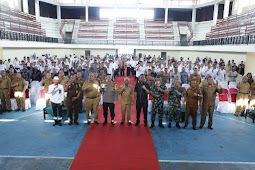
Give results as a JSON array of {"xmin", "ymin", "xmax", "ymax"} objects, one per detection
[
  {"xmin": 0, "ymin": 64, "xmax": 6, "ymax": 71},
  {"xmin": 217, "ymin": 69, "xmax": 226, "ymax": 81},
  {"xmin": 48, "ymin": 84, "xmax": 65, "ymax": 104}
]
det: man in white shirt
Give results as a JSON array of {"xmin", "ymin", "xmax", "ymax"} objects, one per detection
[
  {"xmin": 217, "ymin": 65, "xmax": 226, "ymax": 82},
  {"xmin": 0, "ymin": 60, "xmax": 6, "ymax": 71},
  {"xmin": 228, "ymin": 66, "xmax": 238, "ymax": 83},
  {"xmin": 48, "ymin": 76, "xmax": 65, "ymax": 126}
]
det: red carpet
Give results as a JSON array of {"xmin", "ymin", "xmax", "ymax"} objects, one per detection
[{"xmin": 70, "ymin": 75, "xmax": 160, "ymax": 170}]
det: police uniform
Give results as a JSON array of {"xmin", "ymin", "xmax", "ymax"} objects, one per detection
[
  {"xmin": 66, "ymin": 82, "xmax": 82, "ymax": 123},
  {"xmin": 0, "ymin": 76, "xmax": 11, "ymax": 111},
  {"xmin": 184, "ymin": 86, "xmax": 200, "ymax": 129},
  {"xmin": 8, "ymin": 73, "xmax": 16, "ymax": 82},
  {"xmin": 150, "ymin": 83, "xmax": 167, "ymax": 124},
  {"xmin": 235, "ymin": 82, "xmax": 250, "ymax": 116},
  {"xmin": 250, "ymin": 82, "xmax": 255, "ymax": 107},
  {"xmin": 12, "ymin": 78, "xmax": 27, "ymax": 111},
  {"xmin": 168, "ymin": 86, "xmax": 186, "ymax": 126},
  {"xmin": 41, "ymin": 79, "xmax": 53, "ymax": 106},
  {"xmin": 76, "ymin": 77, "xmax": 85, "ymax": 113},
  {"xmin": 82, "ymin": 80, "xmax": 100, "ymax": 123},
  {"xmin": 119, "ymin": 84, "xmax": 133, "ymax": 123},
  {"xmin": 102, "ymin": 81, "xmax": 118, "ymax": 123},
  {"xmin": 188, "ymin": 74, "xmax": 201, "ymax": 86},
  {"xmin": 200, "ymin": 84, "xmax": 222, "ymax": 128}
]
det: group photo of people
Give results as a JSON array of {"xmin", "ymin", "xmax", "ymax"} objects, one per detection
[{"xmin": 0, "ymin": 53, "xmax": 253, "ymax": 130}]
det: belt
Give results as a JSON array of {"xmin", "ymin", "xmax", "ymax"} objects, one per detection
[
  {"xmin": 0, "ymin": 88, "xmax": 8, "ymax": 90},
  {"xmin": 239, "ymin": 92, "xmax": 249, "ymax": 94},
  {"xmin": 86, "ymin": 96, "xmax": 98, "ymax": 99}
]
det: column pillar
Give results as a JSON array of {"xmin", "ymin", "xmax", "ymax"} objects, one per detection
[
  {"xmin": 57, "ymin": 5, "xmax": 61, "ymax": 25},
  {"xmin": 86, "ymin": 5, "xmax": 88, "ymax": 22},
  {"xmin": 165, "ymin": 8, "xmax": 168, "ymax": 24},
  {"xmin": 192, "ymin": 8, "xmax": 196, "ymax": 30},
  {"xmin": 223, "ymin": 0, "xmax": 230, "ymax": 18},
  {"xmin": 23, "ymin": 0, "xmax": 29, "ymax": 13},
  {"xmin": 213, "ymin": 3, "xmax": 219, "ymax": 25},
  {"xmin": 35, "ymin": 0, "xmax": 40, "ymax": 21}
]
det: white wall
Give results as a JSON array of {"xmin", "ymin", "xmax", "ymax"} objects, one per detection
[
  {"xmin": 136, "ymin": 50, "xmax": 247, "ymax": 64},
  {"xmin": 2, "ymin": 48, "xmax": 116, "ymax": 61}
]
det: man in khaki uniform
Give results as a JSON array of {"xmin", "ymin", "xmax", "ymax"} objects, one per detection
[
  {"xmin": 200, "ymin": 76, "xmax": 222, "ymax": 130},
  {"xmin": 82, "ymin": 73, "xmax": 100, "ymax": 124},
  {"xmin": 8, "ymin": 67, "xmax": 16, "ymax": 81},
  {"xmin": 119, "ymin": 77, "xmax": 134, "ymax": 125},
  {"xmin": 0, "ymin": 70, "xmax": 11, "ymax": 112},
  {"xmin": 65, "ymin": 75, "xmax": 82, "ymax": 125},
  {"xmin": 188, "ymin": 67, "xmax": 201, "ymax": 86},
  {"xmin": 41, "ymin": 72, "xmax": 53, "ymax": 106},
  {"xmin": 58, "ymin": 70, "xmax": 69, "ymax": 105},
  {"xmin": 235, "ymin": 76, "xmax": 250, "ymax": 116},
  {"xmin": 76, "ymin": 72, "xmax": 85, "ymax": 113},
  {"xmin": 11, "ymin": 73, "xmax": 27, "ymax": 112},
  {"xmin": 184, "ymin": 80, "xmax": 201, "ymax": 130},
  {"xmin": 250, "ymin": 81, "xmax": 255, "ymax": 107}
]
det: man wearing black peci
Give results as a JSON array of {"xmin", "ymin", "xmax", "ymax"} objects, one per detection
[{"xmin": 134, "ymin": 74, "xmax": 150, "ymax": 126}]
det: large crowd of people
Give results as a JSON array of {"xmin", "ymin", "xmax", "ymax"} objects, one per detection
[{"xmin": 0, "ymin": 53, "xmax": 254, "ymax": 130}]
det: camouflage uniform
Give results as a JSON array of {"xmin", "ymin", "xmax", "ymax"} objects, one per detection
[
  {"xmin": 97, "ymin": 74, "xmax": 106, "ymax": 85},
  {"xmin": 168, "ymin": 86, "xmax": 186, "ymax": 124},
  {"xmin": 151, "ymin": 83, "xmax": 167, "ymax": 122}
]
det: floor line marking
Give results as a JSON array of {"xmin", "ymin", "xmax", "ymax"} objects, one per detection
[
  {"xmin": 158, "ymin": 160, "xmax": 255, "ymax": 164},
  {"xmin": 0, "ymin": 155, "xmax": 74, "ymax": 160},
  {"xmin": 215, "ymin": 114, "xmax": 255, "ymax": 128},
  {"xmin": 0, "ymin": 112, "xmax": 41, "ymax": 124}
]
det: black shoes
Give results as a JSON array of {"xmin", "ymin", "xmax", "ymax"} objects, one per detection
[
  {"xmin": 199, "ymin": 126, "xmax": 203, "ymax": 129},
  {"xmin": 208, "ymin": 126, "xmax": 213, "ymax": 130},
  {"xmin": 22, "ymin": 109, "xmax": 25, "ymax": 112},
  {"xmin": 94, "ymin": 121, "xmax": 99, "ymax": 124},
  {"xmin": 103, "ymin": 120, "xmax": 107, "ymax": 125},
  {"xmin": 193, "ymin": 126, "xmax": 196, "ymax": 130},
  {"xmin": 111, "ymin": 120, "xmax": 115, "ymax": 125},
  {"xmin": 176, "ymin": 123, "xmax": 180, "ymax": 129},
  {"xmin": 53, "ymin": 120, "xmax": 58, "ymax": 126},
  {"xmin": 135, "ymin": 120, "xmax": 140, "ymax": 126},
  {"xmin": 128, "ymin": 122, "xmax": 132, "ymax": 125},
  {"xmin": 15, "ymin": 109, "xmax": 20, "ymax": 112},
  {"xmin": 144, "ymin": 122, "xmax": 148, "ymax": 127},
  {"xmin": 158, "ymin": 120, "xmax": 164, "ymax": 128},
  {"xmin": 58, "ymin": 121, "xmax": 62, "ymax": 126},
  {"xmin": 74, "ymin": 121, "xmax": 79, "ymax": 125},
  {"xmin": 168, "ymin": 123, "xmax": 171, "ymax": 128},
  {"xmin": 150, "ymin": 122, "xmax": 154, "ymax": 128},
  {"xmin": 87, "ymin": 121, "xmax": 91, "ymax": 125},
  {"xmin": 8, "ymin": 110, "xmax": 11, "ymax": 112},
  {"xmin": 120, "ymin": 122, "xmax": 124, "ymax": 125},
  {"xmin": 69, "ymin": 122, "xmax": 72, "ymax": 125},
  {"xmin": 183, "ymin": 126, "xmax": 187, "ymax": 129}
]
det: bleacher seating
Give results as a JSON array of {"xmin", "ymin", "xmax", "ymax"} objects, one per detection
[
  {"xmin": 206, "ymin": 9, "xmax": 255, "ymax": 39},
  {"xmin": 77, "ymin": 19, "xmax": 109, "ymax": 39},
  {"xmin": 0, "ymin": 4, "xmax": 46, "ymax": 36},
  {"xmin": 144, "ymin": 19, "xmax": 174, "ymax": 40},
  {"xmin": 113, "ymin": 18, "xmax": 140, "ymax": 39}
]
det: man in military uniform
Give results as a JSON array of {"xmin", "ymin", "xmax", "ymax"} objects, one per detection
[
  {"xmin": 168, "ymin": 79, "xmax": 186, "ymax": 128},
  {"xmin": 8, "ymin": 67, "xmax": 16, "ymax": 81},
  {"xmin": 150, "ymin": 76, "xmax": 167, "ymax": 128},
  {"xmin": 82, "ymin": 73, "xmax": 101, "ymax": 124},
  {"xmin": 97, "ymin": 69, "xmax": 106, "ymax": 86},
  {"xmin": 199, "ymin": 76, "xmax": 222, "ymax": 130},
  {"xmin": 235, "ymin": 76, "xmax": 250, "ymax": 116},
  {"xmin": 11, "ymin": 72, "xmax": 27, "ymax": 112},
  {"xmin": 41, "ymin": 72, "xmax": 53, "ymax": 106},
  {"xmin": 119, "ymin": 77, "xmax": 133, "ymax": 125},
  {"xmin": 0, "ymin": 70, "xmax": 11, "ymax": 112},
  {"xmin": 188, "ymin": 67, "xmax": 201, "ymax": 86},
  {"xmin": 184, "ymin": 80, "xmax": 201, "ymax": 130},
  {"xmin": 76, "ymin": 71, "xmax": 85, "ymax": 113},
  {"xmin": 101, "ymin": 74, "xmax": 118, "ymax": 125},
  {"xmin": 65, "ymin": 75, "xmax": 82, "ymax": 125}
]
